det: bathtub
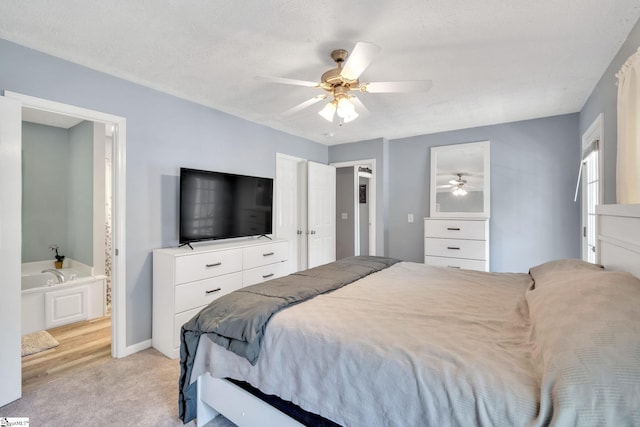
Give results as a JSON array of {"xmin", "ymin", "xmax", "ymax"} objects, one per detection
[{"xmin": 22, "ymin": 265, "xmax": 106, "ymax": 335}]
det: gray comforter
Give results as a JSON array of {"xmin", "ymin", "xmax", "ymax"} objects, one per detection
[{"xmin": 178, "ymin": 255, "xmax": 399, "ymax": 423}]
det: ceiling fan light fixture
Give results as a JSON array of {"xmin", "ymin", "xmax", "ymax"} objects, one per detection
[
  {"xmin": 452, "ymin": 187, "xmax": 467, "ymax": 196},
  {"xmin": 318, "ymin": 101, "xmax": 336, "ymax": 122},
  {"xmin": 336, "ymin": 97, "xmax": 355, "ymax": 117},
  {"xmin": 341, "ymin": 109, "xmax": 359, "ymax": 123}
]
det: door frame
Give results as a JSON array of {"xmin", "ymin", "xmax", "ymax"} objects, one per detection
[
  {"xmin": 330, "ymin": 159, "xmax": 377, "ymax": 256},
  {"xmin": 0, "ymin": 94, "xmax": 22, "ymax": 405},
  {"xmin": 4, "ymin": 90, "xmax": 127, "ymax": 358}
]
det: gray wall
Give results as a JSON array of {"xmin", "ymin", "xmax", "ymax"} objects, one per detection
[
  {"xmin": 22, "ymin": 122, "xmax": 69, "ymax": 262},
  {"xmin": 68, "ymin": 121, "xmax": 94, "ymax": 266},
  {"xmin": 1, "ymin": 38, "xmax": 328, "ymax": 346},
  {"xmin": 335, "ymin": 167, "xmax": 355, "ymax": 259},
  {"xmin": 388, "ymin": 114, "xmax": 581, "ymax": 272},
  {"xmin": 580, "ymin": 17, "xmax": 640, "ymax": 203}
]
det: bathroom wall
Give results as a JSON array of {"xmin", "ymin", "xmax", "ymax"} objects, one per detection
[
  {"xmin": 22, "ymin": 122, "xmax": 69, "ymax": 263},
  {"xmin": 21, "ymin": 121, "xmax": 94, "ymax": 266},
  {"xmin": 68, "ymin": 120, "xmax": 94, "ymax": 266}
]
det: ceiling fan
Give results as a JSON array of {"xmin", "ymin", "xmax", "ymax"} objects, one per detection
[
  {"xmin": 260, "ymin": 42, "xmax": 433, "ymax": 124},
  {"xmin": 437, "ymin": 173, "xmax": 474, "ymax": 196}
]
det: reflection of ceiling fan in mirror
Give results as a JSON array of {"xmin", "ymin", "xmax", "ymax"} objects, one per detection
[
  {"xmin": 437, "ymin": 173, "xmax": 478, "ymax": 196},
  {"xmin": 259, "ymin": 42, "xmax": 433, "ymax": 124}
]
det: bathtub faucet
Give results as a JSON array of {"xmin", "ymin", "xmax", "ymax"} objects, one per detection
[{"xmin": 42, "ymin": 269, "xmax": 66, "ymax": 284}]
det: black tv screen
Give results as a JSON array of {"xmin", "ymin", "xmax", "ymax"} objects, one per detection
[{"xmin": 179, "ymin": 168, "xmax": 273, "ymax": 244}]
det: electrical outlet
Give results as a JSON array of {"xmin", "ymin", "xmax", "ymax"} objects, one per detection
[
  {"xmin": 341, "ymin": 212, "xmax": 348, "ymax": 220},
  {"xmin": 408, "ymin": 213, "xmax": 414, "ymax": 223}
]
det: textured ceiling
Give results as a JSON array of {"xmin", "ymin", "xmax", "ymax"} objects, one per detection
[{"xmin": 1, "ymin": 1, "xmax": 639, "ymax": 145}]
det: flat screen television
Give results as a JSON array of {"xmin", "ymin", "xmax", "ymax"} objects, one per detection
[{"xmin": 179, "ymin": 168, "xmax": 273, "ymax": 244}]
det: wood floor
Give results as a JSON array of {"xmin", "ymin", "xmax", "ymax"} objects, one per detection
[{"xmin": 22, "ymin": 316, "xmax": 112, "ymax": 393}]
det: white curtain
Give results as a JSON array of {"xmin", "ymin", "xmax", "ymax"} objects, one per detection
[{"xmin": 616, "ymin": 47, "xmax": 640, "ymax": 204}]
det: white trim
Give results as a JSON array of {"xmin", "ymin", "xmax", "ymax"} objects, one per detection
[
  {"xmin": 122, "ymin": 339, "xmax": 152, "ymax": 357},
  {"xmin": 4, "ymin": 91, "xmax": 128, "ymax": 358},
  {"xmin": 0, "ymin": 95, "xmax": 23, "ymax": 406},
  {"xmin": 330, "ymin": 159, "xmax": 377, "ymax": 256}
]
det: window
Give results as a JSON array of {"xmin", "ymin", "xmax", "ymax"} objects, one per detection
[
  {"xmin": 583, "ymin": 145, "xmax": 599, "ymax": 263},
  {"xmin": 577, "ymin": 114, "xmax": 603, "ymax": 264}
]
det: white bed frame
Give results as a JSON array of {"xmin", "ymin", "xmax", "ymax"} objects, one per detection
[
  {"xmin": 596, "ymin": 204, "xmax": 640, "ymax": 278},
  {"xmin": 194, "ymin": 203, "xmax": 640, "ymax": 427}
]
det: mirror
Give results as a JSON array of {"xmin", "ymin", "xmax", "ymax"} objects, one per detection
[{"xmin": 430, "ymin": 140, "xmax": 490, "ymax": 218}]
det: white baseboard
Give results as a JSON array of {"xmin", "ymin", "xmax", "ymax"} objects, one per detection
[{"xmin": 119, "ymin": 339, "xmax": 151, "ymax": 357}]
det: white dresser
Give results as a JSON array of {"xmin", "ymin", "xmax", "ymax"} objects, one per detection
[
  {"xmin": 152, "ymin": 238, "xmax": 289, "ymax": 358},
  {"xmin": 424, "ymin": 218, "xmax": 489, "ymax": 271}
]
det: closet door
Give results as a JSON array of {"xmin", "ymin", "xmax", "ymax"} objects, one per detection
[
  {"xmin": 275, "ymin": 154, "xmax": 304, "ymax": 273},
  {"xmin": 307, "ymin": 161, "xmax": 336, "ymax": 268},
  {"xmin": 0, "ymin": 95, "xmax": 22, "ymax": 406}
]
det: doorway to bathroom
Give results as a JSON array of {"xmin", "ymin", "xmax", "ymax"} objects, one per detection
[{"xmin": 1, "ymin": 91, "xmax": 127, "ymax": 401}]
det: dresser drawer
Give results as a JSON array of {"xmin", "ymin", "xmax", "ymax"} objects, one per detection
[
  {"xmin": 173, "ymin": 306, "xmax": 202, "ymax": 349},
  {"xmin": 174, "ymin": 248, "xmax": 243, "ymax": 284},
  {"xmin": 424, "ymin": 219, "xmax": 487, "ymax": 240},
  {"xmin": 425, "ymin": 237, "xmax": 487, "ymax": 260},
  {"xmin": 424, "ymin": 256, "xmax": 487, "ymax": 271},
  {"xmin": 175, "ymin": 272, "xmax": 242, "ymax": 313},
  {"xmin": 242, "ymin": 262, "xmax": 288, "ymax": 287},
  {"xmin": 243, "ymin": 240, "xmax": 288, "ymax": 270}
]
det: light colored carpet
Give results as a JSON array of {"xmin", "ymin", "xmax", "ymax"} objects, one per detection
[
  {"xmin": 21, "ymin": 330, "xmax": 59, "ymax": 357},
  {"xmin": 1, "ymin": 348, "xmax": 236, "ymax": 427}
]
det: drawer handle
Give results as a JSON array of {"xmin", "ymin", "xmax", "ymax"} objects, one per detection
[
  {"xmin": 448, "ymin": 266, "xmax": 461, "ymax": 269},
  {"xmin": 263, "ymin": 252, "xmax": 275, "ymax": 257},
  {"xmin": 205, "ymin": 287, "xmax": 222, "ymax": 294},
  {"xmin": 447, "ymin": 227, "xmax": 461, "ymax": 231},
  {"xmin": 205, "ymin": 262, "xmax": 222, "ymax": 268},
  {"xmin": 262, "ymin": 273, "xmax": 274, "ymax": 279},
  {"xmin": 447, "ymin": 246, "xmax": 461, "ymax": 250}
]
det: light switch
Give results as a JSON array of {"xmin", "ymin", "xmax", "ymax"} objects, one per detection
[
  {"xmin": 341, "ymin": 212, "xmax": 348, "ymax": 220},
  {"xmin": 408, "ymin": 213, "xmax": 414, "ymax": 223}
]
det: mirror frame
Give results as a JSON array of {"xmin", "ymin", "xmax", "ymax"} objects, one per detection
[{"xmin": 429, "ymin": 140, "xmax": 490, "ymax": 218}]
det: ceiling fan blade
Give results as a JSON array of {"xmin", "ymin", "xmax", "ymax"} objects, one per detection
[
  {"xmin": 257, "ymin": 75, "xmax": 320, "ymax": 88},
  {"xmin": 360, "ymin": 80, "xmax": 433, "ymax": 93},
  {"xmin": 282, "ymin": 95, "xmax": 327, "ymax": 116},
  {"xmin": 340, "ymin": 42, "xmax": 382, "ymax": 81}
]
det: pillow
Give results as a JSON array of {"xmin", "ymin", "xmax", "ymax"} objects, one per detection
[
  {"xmin": 528, "ymin": 258, "xmax": 603, "ymax": 287},
  {"xmin": 525, "ymin": 268, "xmax": 640, "ymax": 424}
]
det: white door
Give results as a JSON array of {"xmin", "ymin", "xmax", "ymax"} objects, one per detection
[
  {"xmin": 0, "ymin": 95, "xmax": 22, "ymax": 406},
  {"xmin": 307, "ymin": 161, "xmax": 336, "ymax": 268},
  {"xmin": 275, "ymin": 154, "xmax": 303, "ymax": 274}
]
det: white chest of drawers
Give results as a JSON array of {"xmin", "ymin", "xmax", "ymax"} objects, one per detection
[
  {"xmin": 152, "ymin": 238, "xmax": 288, "ymax": 358},
  {"xmin": 424, "ymin": 218, "xmax": 489, "ymax": 271}
]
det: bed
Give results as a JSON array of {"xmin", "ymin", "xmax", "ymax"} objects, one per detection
[{"xmin": 179, "ymin": 204, "xmax": 640, "ymax": 427}]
